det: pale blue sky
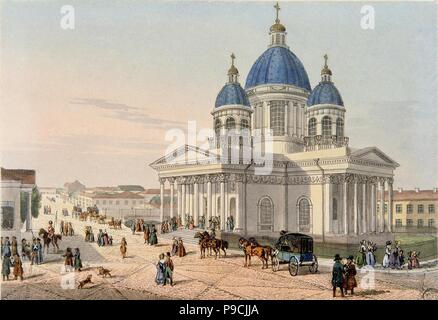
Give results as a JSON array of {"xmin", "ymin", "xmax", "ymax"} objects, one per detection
[{"xmin": 0, "ymin": 0, "xmax": 437, "ymax": 188}]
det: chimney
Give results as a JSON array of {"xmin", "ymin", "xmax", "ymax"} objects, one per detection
[
  {"xmin": 397, "ymin": 187, "xmax": 403, "ymax": 193},
  {"xmin": 414, "ymin": 187, "xmax": 420, "ymax": 193}
]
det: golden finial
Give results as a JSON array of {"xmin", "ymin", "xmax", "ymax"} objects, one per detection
[
  {"xmin": 228, "ymin": 53, "xmax": 238, "ymax": 77},
  {"xmin": 231, "ymin": 53, "xmax": 236, "ymax": 66},
  {"xmin": 324, "ymin": 54, "xmax": 328, "ymax": 68},
  {"xmin": 321, "ymin": 53, "xmax": 332, "ymax": 77},
  {"xmin": 274, "ymin": 2, "xmax": 281, "ymax": 23}
]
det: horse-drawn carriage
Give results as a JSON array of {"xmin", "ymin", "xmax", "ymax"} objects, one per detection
[{"xmin": 271, "ymin": 233, "xmax": 318, "ymax": 276}]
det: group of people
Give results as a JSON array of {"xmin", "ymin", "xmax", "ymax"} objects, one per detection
[
  {"xmin": 97, "ymin": 229, "xmax": 113, "ymax": 247},
  {"xmin": 383, "ymin": 240, "xmax": 405, "ymax": 269},
  {"xmin": 155, "ymin": 252, "xmax": 174, "ymax": 286},
  {"xmin": 356, "ymin": 239, "xmax": 378, "ymax": 268},
  {"xmin": 60, "ymin": 220, "xmax": 74, "ymax": 236},
  {"xmin": 143, "ymin": 225, "xmax": 158, "ymax": 246},
  {"xmin": 170, "ymin": 237, "xmax": 186, "ymax": 257},
  {"xmin": 43, "ymin": 205, "xmax": 52, "ymax": 215},
  {"xmin": 62, "ymin": 208, "xmax": 69, "ymax": 217},
  {"xmin": 331, "ymin": 254, "xmax": 358, "ymax": 297},
  {"xmin": 225, "ymin": 216, "xmax": 235, "ymax": 232},
  {"xmin": 62, "ymin": 247, "xmax": 82, "ymax": 271},
  {"xmin": 160, "ymin": 220, "xmax": 172, "ymax": 234}
]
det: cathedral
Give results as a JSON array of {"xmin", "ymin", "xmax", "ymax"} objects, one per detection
[{"xmin": 150, "ymin": 3, "xmax": 399, "ymax": 242}]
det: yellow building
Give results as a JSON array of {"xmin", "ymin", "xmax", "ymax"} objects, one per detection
[{"xmin": 379, "ymin": 188, "xmax": 437, "ymax": 229}]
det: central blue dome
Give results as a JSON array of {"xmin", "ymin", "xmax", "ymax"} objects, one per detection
[
  {"xmin": 307, "ymin": 82, "xmax": 344, "ymax": 107},
  {"xmin": 215, "ymin": 83, "xmax": 250, "ymax": 108},
  {"xmin": 245, "ymin": 46, "xmax": 311, "ymax": 91}
]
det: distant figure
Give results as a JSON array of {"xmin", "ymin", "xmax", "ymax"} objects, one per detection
[
  {"xmin": 155, "ymin": 253, "xmax": 166, "ymax": 285},
  {"xmin": 131, "ymin": 221, "xmax": 136, "ymax": 235},
  {"xmin": 383, "ymin": 241, "xmax": 392, "ymax": 268},
  {"xmin": 37, "ymin": 238, "xmax": 44, "ymax": 264},
  {"xmin": 120, "ymin": 237, "xmax": 127, "ymax": 259},
  {"xmin": 2, "ymin": 254, "xmax": 12, "ymax": 281},
  {"xmin": 144, "ymin": 226, "xmax": 150, "ymax": 245},
  {"xmin": 171, "ymin": 237, "xmax": 178, "ymax": 256},
  {"xmin": 177, "ymin": 239, "xmax": 186, "ymax": 257},
  {"xmin": 164, "ymin": 252, "xmax": 174, "ymax": 286},
  {"xmin": 149, "ymin": 226, "xmax": 158, "ymax": 246},
  {"xmin": 331, "ymin": 254, "xmax": 345, "ymax": 298},
  {"xmin": 11, "ymin": 236, "xmax": 18, "ymax": 257},
  {"xmin": 63, "ymin": 247, "xmax": 74, "ymax": 269},
  {"xmin": 74, "ymin": 248, "xmax": 83, "ymax": 272},
  {"xmin": 13, "ymin": 254, "xmax": 23, "ymax": 281},
  {"xmin": 343, "ymin": 255, "xmax": 357, "ymax": 295}
]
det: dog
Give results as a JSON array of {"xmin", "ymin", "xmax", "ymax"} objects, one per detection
[
  {"xmin": 77, "ymin": 274, "xmax": 93, "ymax": 289},
  {"xmin": 98, "ymin": 266, "xmax": 112, "ymax": 278}
]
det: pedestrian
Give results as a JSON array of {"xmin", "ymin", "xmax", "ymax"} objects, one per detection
[
  {"xmin": 171, "ymin": 237, "xmax": 178, "ymax": 256},
  {"xmin": 74, "ymin": 248, "xmax": 83, "ymax": 272},
  {"xmin": 131, "ymin": 221, "xmax": 136, "ymax": 235},
  {"xmin": 177, "ymin": 239, "xmax": 186, "ymax": 257},
  {"xmin": 164, "ymin": 252, "xmax": 174, "ymax": 286},
  {"xmin": 13, "ymin": 254, "xmax": 23, "ymax": 281},
  {"xmin": 37, "ymin": 238, "xmax": 44, "ymax": 264},
  {"xmin": 1, "ymin": 237, "xmax": 4, "ymax": 257},
  {"xmin": 97, "ymin": 229, "xmax": 103, "ymax": 246},
  {"xmin": 2, "ymin": 254, "xmax": 12, "ymax": 281},
  {"xmin": 356, "ymin": 240, "xmax": 366, "ymax": 268},
  {"xmin": 62, "ymin": 247, "xmax": 74, "ymax": 269},
  {"xmin": 343, "ymin": 255, "xmax": 357, "ymax": 295},
  {"xmin": 11, "ymin": 236, "xmax": 18, "ymax": 257},
  {"xmin": 149, "ymin": 225, "xmax": 158, "ymax": 246},
  {"xmin": 143, "ymin": 226, "xmax": 150, "ymax": 244},
  {"xmin": 120, "ymin": 237, "xmax": 127, "ymax": 259},
  {"xmin": 383, "ymin": 241, "xmax": 391, "ymax": 268},
  {"xmin": 2, "ymin": 237, "xmax": 11, "ymax": 258},
  {"xmin": 331, "ymin": 254, "xmax": 345, "ymax": 298},
  {"xmin": 155, "ymin": 253, "xmax": 166, "ymax": 285},
  {"xmin": 365, "ymin": 241, "xmax": 376, "ymax": 268},
  {"xmin": 31, "ymin": 238, "xmax": 38, "ymax": 265}
]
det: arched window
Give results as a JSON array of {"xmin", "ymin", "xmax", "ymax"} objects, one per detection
[
  {"xmin": 270, "ymin": 101, "xmax": 285, "ymax": 136},
  {"xmin": 241, "ymin": 119, "xmax": 249, "ymax": 130},
  {"xmin": 225, "ymin": 117, "xmax": 235, "ymax": 130},
  {"xmin": 215, "ymin": 119, "xmax": 222, "ymax": 135},
  {"xmin": 336, "ymin": 118, "xmax": 344, "ymax": 140},
  {"xmin": 229, "ymin": 198, "xmax": 236, "ymax": 219},
  {"xmin": 322, "ymin": 116, "xmax": 332, "ymax": 140},
  {"xmin": 333, "ymin": 198, "xmax": 338, "ymax": 220},
  {"xmin": 1, "ymin": 205, "xmax": 14, "ymax": 230},
  {"xmin": 298, "ymin": 197, "xmax": 311, "ymax": 233},
  {"xmin": 258, "ymin": 196, "xmax": 274, "ymax": 231},
  {"xmin": 308, "ymin": 118, "xmax": 317, "ymax": 137}
]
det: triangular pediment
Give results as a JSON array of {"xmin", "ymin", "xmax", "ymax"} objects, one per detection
[
  {"xmin": 149, "ymin": 145, "xmax": 216, "ymax": 168},
  {"xmin": 349, "ymin": 147, "xmax": 399, "ymax": 167}
]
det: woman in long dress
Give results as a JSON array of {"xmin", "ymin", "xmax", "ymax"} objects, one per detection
[
  {"xmin": 155, "ymin": 253, "xmax": 166, "ymax": 285},
  {"xmin": 143, "ymin": 226, "xmax": 150, "ymax": 244},
  {"xmin": 171, "ymin": 238, "xmax": 178, "ymax": 256},
  {"xmin": 383, "ymin": 241, "xmax": 392, "ymax": 268},
  {"xmin": 343, "ymin": 255, "xmax": 357, "ymax": 295},
  {"xmin": 13, "ymin": 254, "xmax": 23, "ymax": 281},
  {"xmin": 120, "ymin": 237, "xmax": 127, "ymax": 259},
  {"xmin": 177, "ymin": 239, "xmax": 186, "ymax": 257},
  {"xmin": 62, "ymin": 247, "xmax": 74, "ymax": 269},
  {"xmin": 74, "ymin": 248, "xmax": 82, "ymax": 271}
]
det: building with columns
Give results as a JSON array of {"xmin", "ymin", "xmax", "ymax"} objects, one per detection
[{"xmin": 150, "ymin": 3, "xmax": 399, "ymax": 242}]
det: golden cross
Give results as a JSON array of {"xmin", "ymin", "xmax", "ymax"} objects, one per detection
[
  {"xmin": 324, "ymin": 54, "xmax": 328, "ymax": 67},
  {"xmin": 274, "ymin": 2, "xmax": 280, "ymax": 23},
  {"xmin": 231, "ymin": 53, "xmax": 236, "ymax": 66}
]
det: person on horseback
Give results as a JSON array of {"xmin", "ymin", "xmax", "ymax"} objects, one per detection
[{"xmin": 47, "ymin": 221, "xmax": 55, "ymax": 240}]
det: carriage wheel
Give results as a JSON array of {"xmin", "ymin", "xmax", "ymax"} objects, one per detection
[
  {"xmin": 272, "ymin": 256, "xmax": 279, "ymax": 272},
  {"xmin": 289, "ymin": 256, "xmax": 299, "ymax": 276},
  {"xmin": 309, "ymin": 255, "xmax": 318, "ymax": 274}
]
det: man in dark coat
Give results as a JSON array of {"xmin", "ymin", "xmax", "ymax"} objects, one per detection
[{"xmin": 332, "ymin": 254, "xmax": 345, "ymax": 297}]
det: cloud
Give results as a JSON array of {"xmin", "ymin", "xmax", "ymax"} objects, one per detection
[{"xmin": 70, "ymin": 98, "xmax": 186, "ymax": 129}]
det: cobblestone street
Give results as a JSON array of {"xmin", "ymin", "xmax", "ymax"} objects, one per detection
[{"xmin": 1, "ymin": 198, "xmax": 437, "ymax": 300}]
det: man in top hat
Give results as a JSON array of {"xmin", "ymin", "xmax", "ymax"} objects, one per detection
[{"xmin": 331, "ymin": 254, "xmax": 345, "ymax": 297}]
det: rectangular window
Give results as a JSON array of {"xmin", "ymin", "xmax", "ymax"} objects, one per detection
[
  {"xmin": 124, "ymin": 200, "xmax": 129, "ymax": 205},
  {"xmin": 116, "ymin": 200, "xmax": 119, "ymax": 205},
  {"xmin": 270, "ymin": 101, "xmax": 285, "ymax": 136},
  {"xmin": 428, "ymin": 219, "xmax": 435, "ymax": 227},
  {"xmin": 133, "ymin": 200, "xmax": 136, "ymax": 205},
  {"xmin": 395, "ymin": 204, "xmax": 402, "ymax": 213},
  {"xmin": 417, "ymin": 219, "xmax": 424, "ymax": 227},
  {"xmin": 418, "ymin": 205, "xmax": 424, "ymax": 214},
  {"xmin": 406, "ymin": 219, "xmax": 413, "ymax": 227},
  {"xmin": 395, "ymin": 219, "xmax": 402, "ymax": 227},
  {"xmin": 429, "ymin": 204, "xmax": 435, "ymax": 214},
  {"xmin": 407, "ymin": 204, "xmax": 413, "ymax": 214},
  {"xmin": 102, "ymin": 200, "xmax": 107, "ymax": 205},
  {"xmin": 109, "ymin": 200, "xmax": 113, "ymax": 205},
  {"xmin": 96, "ymin": 200, "xmax": 100, "ymax": 205}
]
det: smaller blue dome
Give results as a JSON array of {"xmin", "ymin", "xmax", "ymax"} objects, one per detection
[
  {"xmin": 215, "ymin": 83, "xmax": 250, "ymax": 108},
  {"xmin": 307, "ymin": 82, "xmax": 344, "ymax": 107}
]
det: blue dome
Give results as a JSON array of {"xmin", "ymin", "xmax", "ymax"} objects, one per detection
[
  {"xmin": 307, "ymin": 82, "xmax": 344, "ymax": 107},
  {"xmin": 245, "ymin": 46, "xmax": 311, "ymax": 91},
  {"xmin": 215, "ymin": 83, "xmax": 250, "ymax": 108}
]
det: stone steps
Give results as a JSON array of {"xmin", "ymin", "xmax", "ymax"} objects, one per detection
[{"xmin": 159, "ymin": 228, "xmax": 204, "ymax": 245}]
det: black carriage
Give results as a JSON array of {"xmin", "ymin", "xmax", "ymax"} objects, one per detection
[{"xmin": 271, "ymin": 233, "xmax": 318, "ymax": 276}]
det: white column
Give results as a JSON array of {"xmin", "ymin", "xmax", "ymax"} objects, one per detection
[
  {"xmin": 371, "ymin": 182, "xmax": 377, "ymax": 232},
  {"xmin": 199, "ymin": 181, "xmax": 204, "ymax": 221},
  {"xmin": 189, "ymin": 183, "xmax": 193, "ymax": 217},
  {"xmin": 362, "ymin": 183, "xmax": 367, "ymax": 234},
  {"xmin": 169, "ymin": 179, "xmax": 174, "ymax": 219},
  {"xmin": 194, "ymin": 181, "xmax": 199, "ymax": 226},
  {"xmin": 181, "ymin": 183, "xmax": 186, "ymax": 225},
  {"xmin": 177, "ymin": 182, "xmax": 182, "ymax": 218},
  {"xmin": 212, "ymin": 182, "xmax": 216, "ymax": 218},
  {"xmin": 235, "ymin": 180, "xmax": 242, "ymax": 231},
  {"xmin": 220, "ymin": 179, "xmax": 225, "ymax": 230},
  {"xmin": 324, "ymin": 181, "xmax": 331, "ymax": 233},
  {"xmin": 353, "ymin": 180, "xmax": 358, "ymax": 235},
  {"xmin": 343, "ymin": 180, "xmax": 348, "ymax": 235},
  {"xmin": 160, "ymin": 178, "xmax": 165, "ymax": 222},
  {"xmin": 207, "ymin": 179, "xmax": 212, "ymax": 221},
  {"xmin": 388, "ymin": 181, "xmax": 393, "ymax": 232},
  {"xmin": 380, "ymin": 180, "xmax": 385, "ymax": 233},
  {"xmin": 26, "ymin": 190, "xmax": 32, "ymax": 231},
  {"xmin": 292, "ymin": 103, "xmax": 297, "ymax": 136}
]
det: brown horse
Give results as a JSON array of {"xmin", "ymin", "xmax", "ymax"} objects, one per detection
[
  {"xmin": 194, "ymin": 231, "xmax": 228, "ymax": 259},
  {"xmin": 39, "ymin": 228, "xmax": 62, "ymax": 254},
  {"xmin": 238, "ymin": 237, "xmax": 269, "ymax": 269}
]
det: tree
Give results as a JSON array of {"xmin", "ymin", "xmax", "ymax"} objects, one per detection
[
  {"xmin": 20, "ymin": 192, "xmax": 29, "ymax": 223},
  {"xmin": 31, "ymin": 185, "xmax": 42, "ymax": 218}
]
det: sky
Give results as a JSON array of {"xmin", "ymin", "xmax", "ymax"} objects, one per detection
[{"xmin": 0, "ymin": 0, "xmax": 437, "ymax": 189}]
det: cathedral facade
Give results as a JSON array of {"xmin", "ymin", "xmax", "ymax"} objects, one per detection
[{"xmin": 150, "ymin": 4, "xmax": 399, "ymax": 242}]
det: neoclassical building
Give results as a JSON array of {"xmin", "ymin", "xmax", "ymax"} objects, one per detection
[{"xmin": 150, "ymin": 3, "xmax": 399, "ymax": 242}]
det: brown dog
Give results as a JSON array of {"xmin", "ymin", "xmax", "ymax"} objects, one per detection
[
  {"xmin": 77, "ymin": 275, "xmax": 93, "ymax": 289},
  {"xmin": 98, "ymin": 266, "xmax": 112, "ymax": 278}
]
